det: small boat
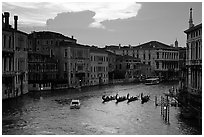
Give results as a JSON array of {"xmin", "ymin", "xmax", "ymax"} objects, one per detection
[
  {"xmin": 141, "ymin": 93, "xmax": 150, "ymax": 104},
  {"xmin": 70, "ymin": 99, "xmax": 80, "ymax": 109},
  {"xmin": 127, "ymin": 95, "xmax": 139, "ymax": 103},
  {"xmin": 145, "ymin": 78, "xmax": 160, "ymax": 85},
  {"xmin": 102, "ymin": 94, "xmax": 117, "ymax": 102},
  {"xmin": 116, "ymin": 94, "xmax": 128, "ymax": 103}
]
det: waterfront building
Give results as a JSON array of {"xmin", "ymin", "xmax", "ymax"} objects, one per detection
[
  {"xmin": 106, "ymin": 50, "xmax": 117, "ymax": 83},
  {"xmin": 184, "ymin": 8, "xmax": 202, "ymax": 107},
  {"xmin": 28, "ymin": 31, "xmax": 76, "ymax": 90},
  {"xmin": 2, "ymin": 12, "xmax": 28, "ymax": 99},
  {"xmin": 177, "ymin": 46, "xmax": 187, "ymax": 89},
  {"xmin": 57, "ymin": 41, "xmax": 90, "ymax": 88},
  {"xmin": 115, "ymin": 55, "xmax": 142, "ymax": 81},
  {"xmin": 106, "ymin": 41, "xmax": 179, "ymax": 80},
  {"xmin": 89, "ymin": 46, "xmax": 109, "ymax": 86}
]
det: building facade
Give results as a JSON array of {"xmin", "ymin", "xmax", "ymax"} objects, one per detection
[
  {"xmin": 115, "ymin": 55, "xmax": 142, "ymax": 80},
  {"xmin": 184, "ymin": 8, "xmax": 202, "ymax": 107},
  {"xmin": 28, "ymin": 31, "xmax": 76, "ymax": 90},
  {"xmin": 2, "ymin": 12, "xmax": 28, "ymax": 99},
  {"xmin": 57, "ymin": 41, "xmax": 90, "ymax": 88},
  {"xmin": 106, "ymin": 41, "xmax": 179, "ymax": 80},
  {"xmin": 89, "ymin": 47, "xmax": 109, "ymax": 86},
  {"xmin": 106, "ymin": 51, "xmax": 116, "ymax": 83}
]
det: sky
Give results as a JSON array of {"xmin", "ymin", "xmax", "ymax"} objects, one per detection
[{"xmin": 2, "ymin": 1, "xmax": 202, "ymax": 47}]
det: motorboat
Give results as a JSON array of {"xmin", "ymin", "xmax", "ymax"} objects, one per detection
[
  {"xmin": 70, "ymin": 99, "xmax": 80, "ymax": 109},
  {"xmin": 145, "ymin": 78, "xmax": 160, "ymax": 85}
]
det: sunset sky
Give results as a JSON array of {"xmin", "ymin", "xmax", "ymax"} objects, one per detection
[{"xmin": 2, "ymin": 1, "xmax": 202, "ymax": 47}]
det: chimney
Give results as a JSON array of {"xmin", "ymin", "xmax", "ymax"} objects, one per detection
[
  {"xmin": 119, "ymin": 43, "xmax": 121, "ymax": 49},
  {"xmin": 4, "ymin": 12, "xmax": 10, "ymax": 28},
  {"xmin": 14, "ymin": 15, "xmax": 18, "ymax": 30},
  {"xmin": 71, "ymin": 35, "xmax": 74, "ymax": 39}
]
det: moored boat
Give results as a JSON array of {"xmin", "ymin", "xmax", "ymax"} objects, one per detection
[{"xmin": 145, "ymin": 78, "xmax": 160, "ymax": 85}]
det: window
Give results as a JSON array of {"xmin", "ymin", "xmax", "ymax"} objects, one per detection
[
  {"xmin": 157, "ymin": 52, "xmax": 159, "ymax": 59},
  {"xmin": 156, "ymin": 62, "xmax": 159, "ymax": 69},
  {"xmin": 9, "ymin": 36, "xmax": 11, "ymax": 48},
  {"xmin": 149, "ymin": 54, "xmax": 151, "ymax": 60},
  {"xmin": 126, "ymin": 64, "xmax": 130, "ymax": 69},
  {"xmin": 64, "ymin": 63, "xmax": 67, "ymax": 71},
  {"xmin": 3, "ymin": 35, "xmax": 6, "ymax": 48},
  {"xmin": 64, "ymin": 49, "xmax": 67, "ymax": 57},
  {"xmin": 64, "ymin": 73, "xmax": 67, "ymax": 79},
  {"xmin": 148, "ymin": 62, "xmax": 151, "ymax": 65},
  {"xmin": 143, "ymin": 53, "xmax": 145, "ymax": 60}
]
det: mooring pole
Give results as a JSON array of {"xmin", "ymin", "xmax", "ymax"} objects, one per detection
[
  {"xmin": 155, "ymin": 96, "xmax": 157, "ymax": 106},
  {"xmin": 161, "ymin": 96, "xmax": 163, "ymax": 116}
]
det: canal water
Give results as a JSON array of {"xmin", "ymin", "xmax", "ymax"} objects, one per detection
[{"xmin": 2, "ymin": 82, "xmax": 201, "ymax": 135}]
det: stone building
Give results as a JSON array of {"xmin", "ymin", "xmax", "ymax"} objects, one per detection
[
  {"xmin": 2, "ymin": 12, "xmax": 28, "ymax": 99},
  {"xmin": 106, "ymin": 50, "xmax": 117, "ymax": 83},
  {"xmin": 184, "ymin": 8, "xmax": 202, "ymax": 107},
  {"xmin": 105, "ymin": 41, "xmax": 179, "ymax": 80},
  {"xmin": 89, "ymin": 46, "xmax": 109, "ymax": 86},
  {"xmin": 28, "ymin": 31, "xmax": 76, "ymax": 90},
  {"xmin": 115, "ymin": 55, "xmax": 142, "ymax": 80},
  {"xmin": 57, "ymin": 41, "xmax": 90, "ymax": 88}
]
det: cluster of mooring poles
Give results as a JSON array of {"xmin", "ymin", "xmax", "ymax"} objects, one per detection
[{"xmin": 154, "ymin": 95, "xmax": 170, "ymax": 124}]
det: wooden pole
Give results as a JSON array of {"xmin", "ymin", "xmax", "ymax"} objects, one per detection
[
  {"xmin": 155, "ymin": 96, "xmax": 157, "ymax": 106},
  {"xmin": 161, "ymin": 96, "xmax": 163, "ymax": 115}
]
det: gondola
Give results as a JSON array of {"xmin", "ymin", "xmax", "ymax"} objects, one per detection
[
  {"xmin": 141, "ymin": 93, "xmax": 150, "ymax": 104},
  {"xmin": 127, "ymin": 95, "xmax": 139, "ymax": 103},
  {"xmin": 116, "ymin": 94, "xmax": 128, "ymax": 103},
  {"xmin": 102, "ymin": 94, "xmax": 117, "ymax": 102}
]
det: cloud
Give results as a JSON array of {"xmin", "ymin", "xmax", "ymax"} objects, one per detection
[
  {"xmin": 2, "ymin": 2, "xmax": 141, "ymax": 29},
  {"xmin": 46, "ymin": 10, "xmax": 95, "ymax": 29}
]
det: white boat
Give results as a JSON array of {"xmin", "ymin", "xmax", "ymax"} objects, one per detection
[
  {"xmin": 145, "ymin": 78, "xmax": 160, "ymax": 85},
  {"xmin": 70, "ymin": 99, "xmax": 80, "ymax": 109}
]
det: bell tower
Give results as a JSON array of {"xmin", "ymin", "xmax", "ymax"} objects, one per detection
[
  {"xmin": 189, "ymin": 8, "xmax": 194, "ymax": 28},
  {"xmin": 175, "ymin": 39, "xmax": 178, "ymax": 48}
]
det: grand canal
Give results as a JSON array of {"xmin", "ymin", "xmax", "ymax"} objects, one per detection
[{"xmin": 2, "ymin": 82, "xmax": 201, "ymax": 135}]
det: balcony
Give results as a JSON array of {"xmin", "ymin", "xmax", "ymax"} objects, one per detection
[
  {"xmin": 2, "ymin": 47, "xmax": 14, "ymax": 53},
  {"xmin": 188, "ymin": 87, "xmax": 202, "ymax": 97},
  {"xmin": 2, "ymin": 71, "xmax": 16, "ymax": 77},
  {"xmin": 187, "ymin": 59, "xmax": 202, "ymax": 66}
]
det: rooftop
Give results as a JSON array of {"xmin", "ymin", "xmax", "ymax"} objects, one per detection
[{"xmin": 184, "ymin": 23, "xmax": 202, "ymax": 33}]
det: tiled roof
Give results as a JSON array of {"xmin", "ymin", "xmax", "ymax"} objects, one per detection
[
  {"xmin": 59, "ymin": 41, "xmax": 90, "ymax": 48},
  {"xmin": 105, "ymin": 41, "xmax": 177, "ymax": 50},
  {"xmin": 90, "ymin": 46, "xmax": 108, "ymax": 54},
  {"xmin": 133, "ymin": 41, "xmax": 176, "ymax": 50},
  {"xmin": 28, "ymin": 31, "xmax": 76, "ymax": 41}
]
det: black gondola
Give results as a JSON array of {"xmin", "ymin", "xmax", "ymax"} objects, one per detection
[
  {"xmin": 141, "ymin": 93, "xmax": 150, "ymax": 104},
  {"xmin": 127, "ymin": 95, "xmax": 139, "ymax": 103}
]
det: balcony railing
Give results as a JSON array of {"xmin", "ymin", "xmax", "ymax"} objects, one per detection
[
  {"xmin": 2, "ymin": 48, "xmax": 14, "ymax": 53},
  {"xmin": 2, "ymin": 71, "xmax": 16, "ymax": 76},
  {"xmin": 188, "ymin": 87, "xmax": 202, "ymax": 96},
  {"xmin": 190, "ymin": 59, "xmax": 202, "ymax": 65}
]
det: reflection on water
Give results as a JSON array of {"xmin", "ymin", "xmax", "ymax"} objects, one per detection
[{"xmin": 2, "ymin": 82, "xmax": 201, "ymax": 135}]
